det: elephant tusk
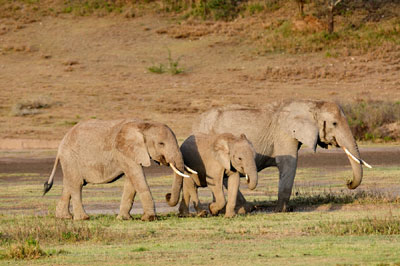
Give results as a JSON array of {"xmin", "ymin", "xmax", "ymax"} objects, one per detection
[
  {"xmin": 361, "ymin": 159, "xmax": 372, "ymax": 169},
  {"xmin": 170, "ymin": 164, "xmax": 190, "ymax": 178},
  {"xmin": 343, "ymin": 147, "xmax": 361, "ymax": 164},
  {"xmin": 245, "ymin": 174, "xmax": 249, "ymax": 181},
  {"xmin": 343, "ymin": 147, "xmax": 372, "ymax": 169},
  {"xmin": 184, "ymin": 165, "xmax": 198, "ymax": 175}
]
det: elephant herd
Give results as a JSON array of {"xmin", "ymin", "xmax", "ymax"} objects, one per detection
[{"xmin": 43, "ymin": 100, "xmax": 372, "ymax": 221}]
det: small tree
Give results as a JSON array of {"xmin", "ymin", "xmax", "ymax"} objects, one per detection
[
  {"xmin": 327, "ymin": 0, "xmax": 342, "ymax": 33},
  {"xmin": 295, "ymin": 0, "xmax": 306, "ymax": 17}
]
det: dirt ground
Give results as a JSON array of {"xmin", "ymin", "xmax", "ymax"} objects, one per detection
[{"xmin": 1, "ymin": 14, "xmax": 399, "ymax": 142}]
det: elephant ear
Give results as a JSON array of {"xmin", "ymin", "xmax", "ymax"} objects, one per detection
[
  {"xmin": 116, "ymin": 122, "xmax": 151, "ymax": 167},
  {"xmin": 213, "ymin": 136, "xmax": 231, "ymax": 170},
  {"xmin": 283, "ymin": 115, "xmax": 319, "ymax": 152}
]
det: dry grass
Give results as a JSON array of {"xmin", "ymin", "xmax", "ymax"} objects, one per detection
[
  {"xmin": 1, "ymin": 238, "xmax": 47, "ymax": 260},
  {"xmin": 10, "ymin": 96, "xmax": 52, "ymax": 117},
  {"xmin": 305, "ymin": 212, "xmax": 400, "ymax": 236}
]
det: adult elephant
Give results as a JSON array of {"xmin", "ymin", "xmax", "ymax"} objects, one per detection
[
  {"xmin": 43, "ymin": 119, "xmax": 188, "ymax": 221},
  {"xmin": 193, "ymin": 100, "xmax": 371, "ymax": 212}
]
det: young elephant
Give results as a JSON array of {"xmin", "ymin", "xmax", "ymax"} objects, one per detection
[
  {"xmin": 166, "ymin": 133, "xmax": 258, "ymax": 218},
  {"xmin": 43, "ymin": 119, "xmax": 187, "ymax": 221}
]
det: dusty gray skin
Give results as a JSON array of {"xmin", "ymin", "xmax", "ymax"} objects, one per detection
[
  {"xmin": 166, "ymin": 133, "xmax": 258, "ymax": 218},
  {"xmin": 43, "ymin": 119, "xmax": 186, "ymax": 221},
  {"xmin": 193, "ymin": 100, "xmax": 371, "ymax": 212}
]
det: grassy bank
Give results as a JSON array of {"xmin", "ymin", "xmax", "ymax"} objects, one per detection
[{"xmin": 1, "ymin": 163, "xmax": 400, "ymax": 264}]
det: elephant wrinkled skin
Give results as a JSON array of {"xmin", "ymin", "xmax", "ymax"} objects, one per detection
[
  {"xmin": 166, "ymin": 133, "xmax": 258, "ymax": 218},
  {"xmin": 193, "ymin": 100, "xmax": 371, "ymax": 212},
  {"xmin": 43, "ymin": 119, "xmax": 185, "ymax": 221}
]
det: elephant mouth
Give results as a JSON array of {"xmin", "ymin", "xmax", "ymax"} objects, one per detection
[{"xmin": 157, "ymin": 155, "xmax": 168, "ymax": 166}]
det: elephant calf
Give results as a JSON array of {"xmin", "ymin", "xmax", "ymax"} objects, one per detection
[
  {"xmin": 166, "ymin": 133, "xmax": 258, "ymax": 218},
  {"xmin": 43, "ymin": 119, "xmax": 187, "ymax": 221}
]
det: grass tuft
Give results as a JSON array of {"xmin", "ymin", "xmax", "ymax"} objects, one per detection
[
  {"xmin": 148, "ymin": 49, "xmax": 184, "ymax": 75},
  {"xmin": 2, "ymin": 238, "xmax": 47, "ymax": 260}
]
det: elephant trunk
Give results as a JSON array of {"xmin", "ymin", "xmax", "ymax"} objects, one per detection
[
  {"xmin": 336, "ymin": 129, "xmax": 363, "ymax": 190},
  {"xmin": 245, "ymin": 166, "xmax": 258, "ymax": 190},
  {"xmin": 165, "ymin": 156, "xmax": 185, "ymax": 207}
]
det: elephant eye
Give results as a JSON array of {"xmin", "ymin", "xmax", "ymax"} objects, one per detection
[
  {"xmin": 158, "ymin": 142, "xmax": 165, "ymax": 147},
  {"xmin": 238, "ymin": 157, "xmax": 242, "ymax": 161},
  {"xmin": 333, "ymin": 122, "xmax": 337, "ymax": 126}
]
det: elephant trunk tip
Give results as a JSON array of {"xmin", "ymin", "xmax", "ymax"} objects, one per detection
[
  {"xmin": 43, "ymin": 181, "xmax": 53, "ymax": 196},
  {"xmin": 165, "ymin": 193, "xmax": 178, "ymax": 207},
  {"xmin": 346, "ymin": 179, "xmax": 360, "ymax": 190}
]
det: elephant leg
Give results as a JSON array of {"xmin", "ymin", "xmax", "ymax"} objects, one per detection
[
  {"xmin": 209, "ymin": 179, "xmax": 226, "ymax": 215},
  {"xmin": 70, "ymin": 181, "xmax": 89, "ymax": 221},
  {"xmin": 56, "ymin": 186, "xmax": 72, "ymax": 219},
  {"xmin": 117, "ymin": 177, "xmax": 137, "ymax": 220},
  {"xmin": 190, "ymin": 185, "xmax": 207, "ymax": 217},
  {"xmin": 125, "ymin": 167, "xmax": 156, "ymax": 221},
  {"xmin": 225, "ymin": 173, "xmax": 240, "ymax": 218},
  {"xmin": 276, "ymin": 155, "xmax": 298, "ymax": 212},
  {"xmin": 223, "ymin": 177, "xmax": 253, "ymax": 214},
  {"xmin": 178, "ymin": 178, "xmax": 192, "ymax": 217}
]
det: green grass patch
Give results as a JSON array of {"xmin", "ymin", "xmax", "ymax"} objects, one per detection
[{"xmin": 148, "ymin": 49, "xmax": 184, "ymax": 75}]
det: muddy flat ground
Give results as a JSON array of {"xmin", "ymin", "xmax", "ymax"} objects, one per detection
[{"xmin": 0, "ymin": 145, "xmax": 399, "ymax": 216}]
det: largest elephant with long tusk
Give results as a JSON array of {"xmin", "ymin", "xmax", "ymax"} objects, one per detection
[{"xmin": 193, "ymin": 100, "xmax": 372, "ymax": 212}]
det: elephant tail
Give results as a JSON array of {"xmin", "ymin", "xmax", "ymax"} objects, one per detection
[{"xmin": 43, "ymin": 154, "xmax": 59, "ymax": 196}]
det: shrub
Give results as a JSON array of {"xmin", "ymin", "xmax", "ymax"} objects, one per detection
[
  {"xmin": 2, "ymin": 238, "xmax": 47, "ymax": 260},
  {"xmin": 341, "ymin": 100, "xmax": 400, "ymax": 141},
  {"xmin": 11, "ymin": 96, "xmax": 52, "ymax": 116}
]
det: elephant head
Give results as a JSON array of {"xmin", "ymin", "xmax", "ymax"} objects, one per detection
[
  {"xmin": 117, "ymin": 121, "xmax": 186, "ymax": 175},
  {"xmin": 280, "ymin": 101, "xmax": 371, "ymax": 190},
  {"xmin": 213, "ymin": 133, "xmax": 258, "ymax": 190}
]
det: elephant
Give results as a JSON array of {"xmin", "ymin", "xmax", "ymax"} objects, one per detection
[
  {"xmin": 43, "ymin": 119, "xmax": 188, "ymax": 221},
  {"xmin": 166, "ymin": 133, "xmax": 258, "ymax": 218},
  {"xmin": 193, "ymin": 100, "xmax": 372, "ymax": 212}
]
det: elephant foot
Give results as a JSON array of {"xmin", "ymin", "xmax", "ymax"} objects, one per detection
[
  {"xmin": 141, "ymin": 213, "xmax": 157, "ymax": 221},
  {"xmin": 224, "ymin": 211, "xmax": 236, "ymax": 218},
  {"xmin": 73, "ymin": 213, "xmax": 90, "ymax": 221},
  {"xmin": 178, "ymin": 204, "xmax": 190, "ymax": 217},
  {"xmin": 197, "ymin": 210, "xmax": 208, "ymax": 217},
  {"xmin": 275, "ymin": 202, "xmax": 293, "ymax": 212},
  {"xmin": 117, "ymin": 213, "xmax": 132, "ymax": 220},
  {"xmin": 236, "ymin": 202, "xmax": 255, "ymax": 214},
  {"xmin": 208, "ymin": 203, "xmax": 222, "ymax": 216},
  {"xmin": 56, "ymin": 212, "xmax": 73, "ymax": 219},
  {"xmin": 178, "ymin": 212, "xmax": 190, "ymax": 217}
]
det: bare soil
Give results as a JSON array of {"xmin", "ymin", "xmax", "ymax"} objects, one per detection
[{"xmin": 0, "ymin": 14, "xmax": 399, "ymax": 141}]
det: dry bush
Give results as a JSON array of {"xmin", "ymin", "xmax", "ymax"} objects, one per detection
[
  {"xmin": 341, "ymin": 100, "xmax": 400, "ymax": 141},
  {"xmin": 10, "ymin": 96, "xmax": 52, "ymax": 117}
]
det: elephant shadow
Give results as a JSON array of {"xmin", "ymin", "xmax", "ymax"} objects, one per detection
[{"xmin": 251, "ymin": 191, "xmax": 358, "ymax": 213}]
